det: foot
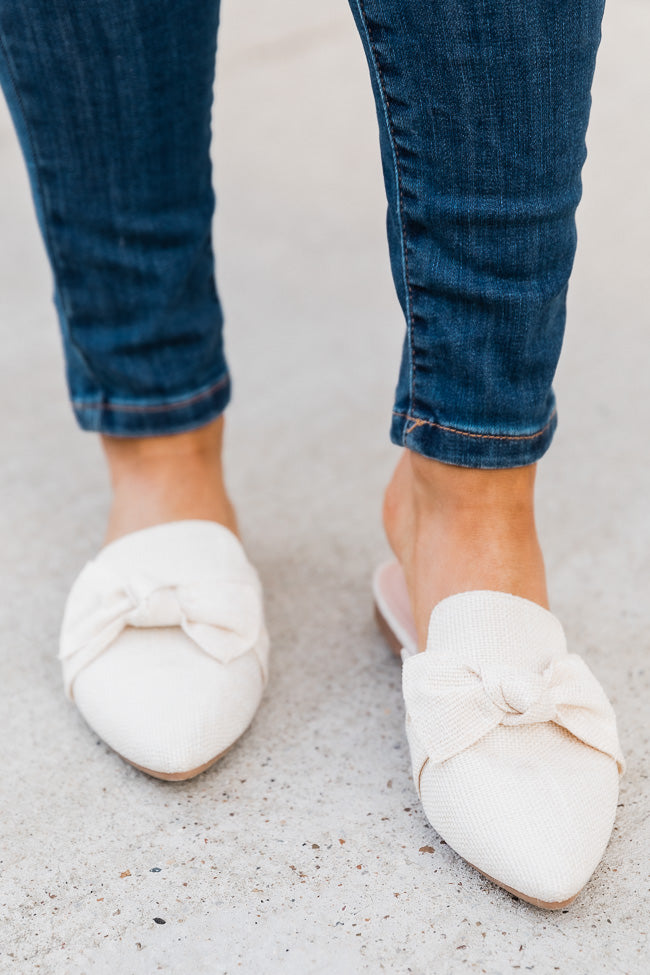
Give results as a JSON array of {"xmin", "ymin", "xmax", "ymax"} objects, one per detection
[
  {"xmin": 382, "ymin": 449, "xmax": 549, "ymax": 650},
  {"xmin": 380, "ymin": 450, "xmax": 625, "ymax": 910},
  {"xmin": 60, "ymin": 519, "xmax": 269, "ymax": 780},
  {"xmin": 101, "ymin": 415, "xmax": 238, "ymax": 545}
]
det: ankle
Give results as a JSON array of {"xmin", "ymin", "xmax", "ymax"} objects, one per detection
[
  {"xmin": 100, "ymin": 415, "xmax": 238, "ymax": 543},
  {"xmin": 383, "ymin": 450, "xmax": 549, "ymax": 641},
  {"xmin": 101, "ymin": 415, "xmax": 227, "ymax": 488},
  {"xmin": 384, "ymin": 451, "xmax": 537, "ymax": 546},
  {"xmin": 408, "ymin": 451, "xmax": 536, "ymax": 516}
]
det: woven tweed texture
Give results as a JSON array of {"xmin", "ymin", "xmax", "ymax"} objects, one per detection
[
  {"xmin": 59, "ymin": 520, "xmax": 269, "ymax": 774},
  {"xmin": 402, "ymin": 591, "xmax": 624, "ymax": 903}
]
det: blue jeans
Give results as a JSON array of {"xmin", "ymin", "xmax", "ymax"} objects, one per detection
[{"xmin": 0, "ymin": 1, "xmax": 605, "ymax": 467}]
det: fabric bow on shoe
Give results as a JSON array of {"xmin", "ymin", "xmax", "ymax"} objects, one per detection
[
  {"xmin": 402, "ymin": 651, "xmax": 626, "ymax": 774},
  {"xmin": 59, "ymin": 559, "xmax": 265, "ymax": 699}
]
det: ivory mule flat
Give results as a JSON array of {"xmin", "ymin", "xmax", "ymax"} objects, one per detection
[
  {"xmin": 59, "ymin": 520, "xmax": 269, "ymax": 780},
  {"xmin": 373, "ymin": 561, "xmax": 625, "ymax": 909}
]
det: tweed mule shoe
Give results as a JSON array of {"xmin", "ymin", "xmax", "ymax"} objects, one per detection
[
  {"xmin": 373, "ymin": 560, "xmax": 625, "ymax": 909},
  {"xmin": 59, "ymin": 520, "xmax": 269, "ymax": 780}
]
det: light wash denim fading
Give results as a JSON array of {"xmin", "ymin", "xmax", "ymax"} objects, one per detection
[{"xmin": 0, "ymin": 1, "xmax": 606, "ymax": 465}]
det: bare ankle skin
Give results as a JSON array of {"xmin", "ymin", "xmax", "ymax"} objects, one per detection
[
  {"xmin": 383, "ymin": 450, "xmax": 549, "ymax": 650},
  {"xmin": 100, "ymin": 414, "xmax": 238, "ymax": 545}
]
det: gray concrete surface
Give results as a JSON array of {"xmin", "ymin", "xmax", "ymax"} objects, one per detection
[{"xmin": 1, "ymin": 1, "xmax": 648, "ymax": 972}]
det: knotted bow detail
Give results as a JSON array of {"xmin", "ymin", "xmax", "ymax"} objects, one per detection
[
  {"xmin": 402, "ymin": 650, "xmax": 625, "ymax": 774},
  {"xmin": 59, "ymin": 559, "xmax": 266, "ymax": 698}
]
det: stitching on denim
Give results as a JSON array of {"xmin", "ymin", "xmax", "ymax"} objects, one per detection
[
  {"xmin": 0, "ymin": 32, "xmax": 103, "ymax": 390},
  {"xmin": 396, "ymin": 408, "xmax": 557, "ymax": 442},
  {"xmin": 353, "ymin": 0, "xmax": 416, "ymax": 409},
  {"xmin": 72, "ymin": 373, "xmax": 229, "ymax": 414}
]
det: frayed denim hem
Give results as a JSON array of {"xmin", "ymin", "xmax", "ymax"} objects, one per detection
[
  {"xmin": 391, "ymin": 408, "xmax": 558, "ymax": 469},
  {"xmin": 71, "ymin": 372, "xmax": 231, "ymax": 437}
]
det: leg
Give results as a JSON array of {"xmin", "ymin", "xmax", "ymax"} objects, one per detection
[
  {"xmin": 348, "ymin": 0, "xmax": 605, "ymax": 645},
  {"xmin": 0, "ymin": 0, "xmax": 234, "ymax": 542},
  {"xmin": 352, "ymin": 1, "xmax": 625, "ymax": 911},
  {"xmin": 1, "ymin": 1, "xmax": 271, "ymax": 783}
]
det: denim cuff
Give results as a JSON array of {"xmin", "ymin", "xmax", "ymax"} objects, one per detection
[
  {"xmin": 71, "ymin": 372, "xmax": 231, "ymax": 437},
  {"xmin": 391, "ymin": 408, "xmax": 558, "ymax": 469}
]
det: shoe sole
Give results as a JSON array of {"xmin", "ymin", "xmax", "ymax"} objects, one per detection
[
  {"xmin": 373, "ymin": 593, "xmax": 581, "ymax": 911},
  {"xmin": 119, "ymin": 742, "xmax": 235, "ymax": 781}
]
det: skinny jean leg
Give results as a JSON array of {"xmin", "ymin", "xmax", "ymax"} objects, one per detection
[
  {"xmin": 348, "ymin": 0, "xmax": 606, "ymax": 468},
  {"xmin": 0, "ymin": 1, "xmax": 227, "ymax": 435}
]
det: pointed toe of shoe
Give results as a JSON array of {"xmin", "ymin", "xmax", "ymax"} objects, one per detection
[
  {"xmin": 419, "ymin": 723, "xmax": 620, "ymax": 906},
  {"xmin": 72, "ymin": 627, "xmax": 265, "ymax": 778}
]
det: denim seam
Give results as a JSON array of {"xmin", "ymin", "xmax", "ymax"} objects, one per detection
[
  {"xmin": 72, "ymin": 372, "xmax": 229, "ymax": 413},
  {"xmin": 353, "ymin": 0, "xmax": 415, "ymax": 412},
  {"xmin": 0, "ymin": 32, "xmax": 103, "ymax": 392},
  {"xmin": 396, "ymin": 408, "xmax": 557, "ymax": 442}
]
